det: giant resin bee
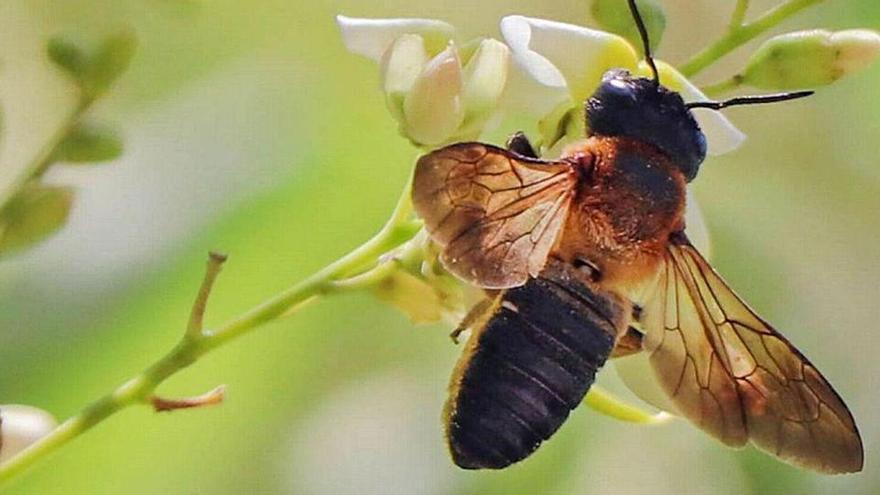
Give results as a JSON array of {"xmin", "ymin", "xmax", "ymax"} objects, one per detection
[{"xmin": 411, "ymin": 0, "xmax": 863, "ymax": 474}]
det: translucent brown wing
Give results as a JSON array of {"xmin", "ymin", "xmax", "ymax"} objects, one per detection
[
  {"xmin": 640, "ymin": 233, "xmax": 863, "ymax": 473},
  {"xmin": 412, "ymin": 143, "xmax": 577, "ymax": 289}
]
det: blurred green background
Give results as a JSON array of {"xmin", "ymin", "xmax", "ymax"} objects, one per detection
[{"xmin": 0, "ymin": 0, "xmax": 877, "ymax": 493}]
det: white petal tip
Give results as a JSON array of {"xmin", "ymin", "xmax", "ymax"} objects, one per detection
[{"xmin": 336, "ymin": 15, "xmax": 455, "ymax": 61}]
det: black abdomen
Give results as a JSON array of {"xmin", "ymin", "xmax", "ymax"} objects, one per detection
[{"xmin": 445, "ymin": 262, "xmax": 626, "ymax": 469}]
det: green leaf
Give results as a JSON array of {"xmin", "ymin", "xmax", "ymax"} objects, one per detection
[
  {"xmin": 590, "ymin": 0, "xmax": 666, "ymax": 50},
  {"xmin": 0, "ymin": 184, "xmax": 74, "ymax": 257},
  {"xmin": 46, "ymin": 30, "xmax": 138, "ymax": 100},
  {"xmin": 47, "ymin": 37, "xmax": 89, "ymax": 80},
  {"xmin": 83, "ymin": 29, "xmax": 138, "ymax": 99},
  {"xmin": 53, "ymin": 124, "xmax": 123, "ymax": 164}
]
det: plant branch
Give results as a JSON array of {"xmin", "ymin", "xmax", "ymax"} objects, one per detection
[
  {"xmin": 583, "ymin": 386, "xmax": 672, "ymax": 425},
  {"xmin": 730, "ymin": 0, "xmax": 751, "ymax": 30},
  {"xmin": 186, "ymin": 252, "xmax": 228, "ymax": 339},
  {"xmin": 0, "ymin": 177, "xmax": 420, "ymax": 486},
  {"xmin": 679, "ymin": 0, "xmax": 824, "ymax": 78},
  {"xmin": 150, "ymin": 385, "xmax": 226, "ymax": 412},
  {"xmin": 0, "ymin": 98, "xmax": 91, "ymax": 212}
]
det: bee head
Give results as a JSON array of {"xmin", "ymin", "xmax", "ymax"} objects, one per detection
[{"xmin": 586, "ymin": 69, "xmax": 706, "ymax": 182}]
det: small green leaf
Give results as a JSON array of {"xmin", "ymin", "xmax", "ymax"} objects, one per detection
[
  {"xmin": 46, "ymin": 30, "xmax": 138, "ymax": 100},
  {"xmin": 0, "ymin": 184, "xmax": 74, "ymax": 256},
  {"xmin": 53, "ymin": 124, "xmax": 123, "ymax": 164},
  {"xmin": 590, "ymin": 0, "xmax": 666, "ymax": 50},
  {"xmin": 47, "ymin": 37, "xmax": 89, "ymax": 80},
  {"xmin": 83, "ymin": 29, "xmax": 138, "ymax": 98}
]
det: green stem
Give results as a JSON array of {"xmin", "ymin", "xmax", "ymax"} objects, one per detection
[
  {"xmin": 583, "ymin": 385, "xmax": 672, "ymax": 425},
  {"xmin": 730, "ymin": 0, "xmax": 751, "ymax": 30},
  {"xmin": 0, "ymin": 177, "xmax": 420, "ymax": 486},
  {"xmin": 679, "ymin": 0, "xmax": 824, "ymax": 78},
  {"xmin": 0, "ymin": 98, "xmax": 90, "ymax": 212}
]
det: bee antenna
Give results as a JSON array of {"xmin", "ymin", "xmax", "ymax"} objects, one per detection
[
  {"xmin": 627, "ymin": 0, "xmax": 659, "ymax": 86},
  {"xmin": 686, "ymin": 91, "xmax": 815, "ymax": 110}
]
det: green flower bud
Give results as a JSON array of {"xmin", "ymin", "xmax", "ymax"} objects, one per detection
[
  {"xmin": 742, "ymin": 29, "xmax": 880, "ymax": 89},
  {"xmin": 590, "ymin": 0, "xmax": 666, "ymax": 50},
  {"xmin": 0, "ymin": 405, "xmax": 58, "ymax": 463},
  {"xmin": 0, "ymin": 183, "xmax": 74, "ymax": 256}
]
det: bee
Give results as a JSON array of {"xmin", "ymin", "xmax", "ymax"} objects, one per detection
[{"xmin": 411, "ymin": 0, "xmax": 863, "ymax": 474}]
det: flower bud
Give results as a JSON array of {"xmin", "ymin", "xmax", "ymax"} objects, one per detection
[
  {"xmin": 742, "ymin": 29, "xmax": 880, "ymax": 89},
  {"xmin": 590, "ymin": 0, "xmax": 666, "ymax": 50},
  {"xmin": 0, "ymin": 405, "xmax": 58, "ymax": 462},
  {"xmin": 458, "ymin": 39, "xmax": 510, "ymax": 137},
  {"xmin": 402, "ymin": 45, "xmax": 465, "ymax": 146},
  {"xmin": 339, "ymin": 17, "xmax": 513, "ymax": 148},
  {"xmin": 380, "ymin": 34, "xmax": 430, "ymax": 121}
]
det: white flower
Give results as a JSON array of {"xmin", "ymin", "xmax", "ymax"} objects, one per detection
[
  {"xmin": 500, "ymin": 15, "xmax": 727, "ymax": 256},
  {"xmin": 0, "ymin": 405, "xmax": 58, "ymax": 462},
  {"xmin": 337, "ymin": 16, "xmax": 510, "ymax": 147},
  {"xmin": 500, "ymin": 15, "xmax": 745, "ymax": 156}
]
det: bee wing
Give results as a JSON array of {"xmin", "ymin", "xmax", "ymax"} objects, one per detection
[
  {"xmin": 640, "ymin": 233, "xmax": 863, "ymax": 473},
  {"xmin": 413, "ymin": 143, "xmax": 577, "ymax": 289}
]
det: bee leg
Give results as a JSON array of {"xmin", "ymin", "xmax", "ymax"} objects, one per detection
[
  {"xmin": 450, "ymin": 298, "xmax": 494, "ymax": 344},
  {"xmin": 611, "ymin": 326, "xmax": 645, "ymax": 357},
  {"xmin": 573, "ymin": 257, "xmax": 602, "ymax": 283},
  {"xmin": 506, "ymin": 131, "xmax": 539, "ymax": 158}
]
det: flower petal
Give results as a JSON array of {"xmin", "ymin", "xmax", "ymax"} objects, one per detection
[
  {"xmin": 402, "ymin": 45, "xmax": 464, "ymax": 146},
  {"xmin": 498, "ymin": 16, "xmax": 569, "ymax": 116},
  {"xmin": 614, "ymin": 353, "xmax": 677, "ymax": 414},
  {"xmin": 336, "ymin": 15, "xmax": 454, "ymax": 61},
  {"xmin": 684, "ymin": 190, "xmax": 711, "ymax": 258},
  {"xmin": 501, "ymin": 16, "xmax": 638, "ymax": 103},
  {"xmin": 458, "ymin": 38, "xmax": 510, "ymax": 134},
  {"xmin": 638, "ymin": 61, "xmax": 746, "ymax": 156},
  {"xmin": 380, "ymin": 34, "xmax": 429, "ymax": 121}
]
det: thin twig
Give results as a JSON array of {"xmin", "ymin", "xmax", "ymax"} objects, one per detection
[
  {"xmin": 150, "ymin": 385, "xmax": 226, "ymax": 412},
  {"xmin": 186, "ymin": 252, "xmax": 228, "ymax": 339},
  {"xmin": 0, "ymin": 175, "xmax": 419, "ymax": 486},
  {"xmin": 680, "ymin": 0, "xmax": 824, "ymax": 78},
  {"xmin": 730, "ymin": 0, "xmax": 751, "ymax": 29},
  {"xmin": 0, "ymin": 99, "xmax": 90, "ymax": 212}
]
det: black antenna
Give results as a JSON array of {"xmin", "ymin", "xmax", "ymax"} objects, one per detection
[
  {"xmin": 627, "ymin": 0, "xmax": 659, "ymax": 85},
  {"xmin": 686, "ymin": 91, "xmax": 814, "ymax": 110}
]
